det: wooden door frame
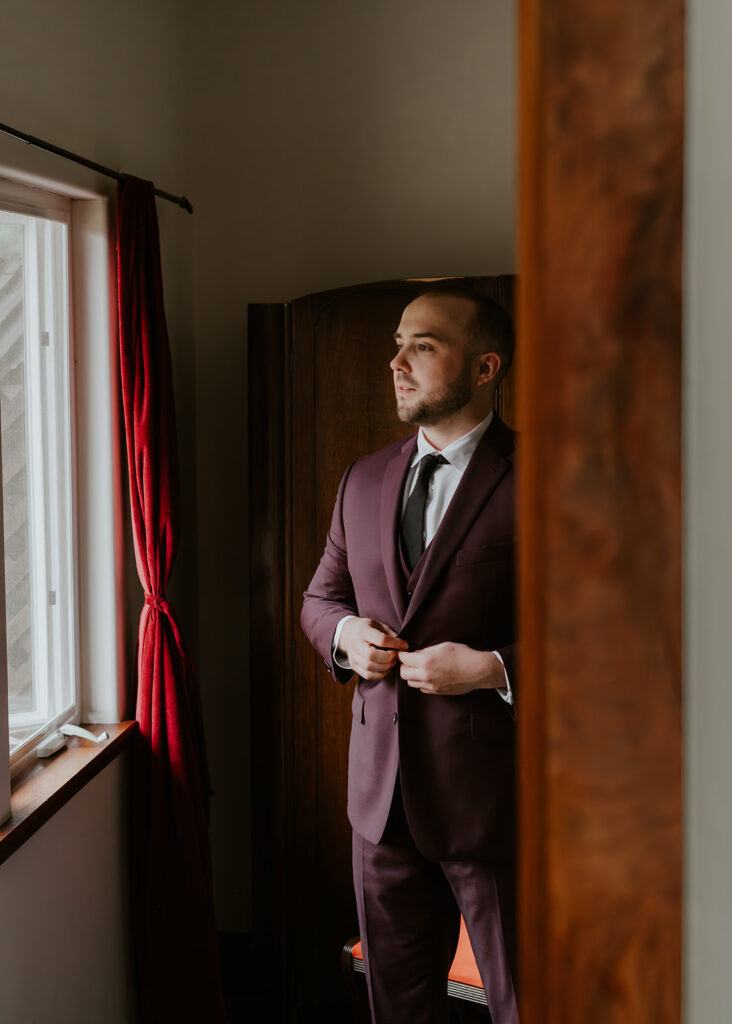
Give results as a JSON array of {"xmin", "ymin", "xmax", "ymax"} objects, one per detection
[{"xmin": 517, "ymin": 1, "xmax": 683, "ymax": 1021}]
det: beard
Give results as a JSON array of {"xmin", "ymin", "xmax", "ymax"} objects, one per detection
[{"xmin": 395, "ymin": 360, "xmax": 474, "ymax": 426}]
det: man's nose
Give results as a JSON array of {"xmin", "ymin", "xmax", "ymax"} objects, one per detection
[{"xmin": 390, "ymin": 349, "xmax": 409, "ymax": 372}]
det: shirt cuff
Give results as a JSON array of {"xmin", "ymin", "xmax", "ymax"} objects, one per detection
[
  {"xmin": 492, "ymin": 650, "xmax": 513, "ymax": 705},
  {"xmin": 332, "ymin": 615, "xmax": 356, "ymax": 669}
]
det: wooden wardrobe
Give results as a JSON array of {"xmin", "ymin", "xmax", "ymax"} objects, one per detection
[{"xmin": 248, "ymin": 276, "xmax": 515, "ymax": 1020}]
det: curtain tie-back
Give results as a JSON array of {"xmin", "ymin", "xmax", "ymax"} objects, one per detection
[{"xmin": 144, "ymin": 592, "xmax": 170, "ymax": 614}]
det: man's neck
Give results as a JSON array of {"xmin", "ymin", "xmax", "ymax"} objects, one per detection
[{"xmin": 420, "ymin": 409, "xmax": 493, "ymax": 451}]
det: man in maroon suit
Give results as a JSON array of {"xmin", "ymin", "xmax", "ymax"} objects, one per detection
[{"xmin": 301, "ymin": 288, "xmax": 518, "ymax": 1024}]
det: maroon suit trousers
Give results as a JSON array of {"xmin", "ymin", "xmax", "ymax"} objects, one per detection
[{"xmin": 352, "ymin": 780, "xmax": 519, "ymax": 1024}]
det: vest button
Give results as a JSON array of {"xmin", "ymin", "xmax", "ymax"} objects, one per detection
[{"xmin": 393, "ymin": 712, "xmax": 398, "ymax": 724}]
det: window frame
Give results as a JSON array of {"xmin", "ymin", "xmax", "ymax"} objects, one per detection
[{"xmin": 0, "ymin": 172, "xmax": 125, "ymax": 794}]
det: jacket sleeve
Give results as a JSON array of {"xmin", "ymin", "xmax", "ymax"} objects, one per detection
[{"xmin": 301, "ymin": 463, "xmax": 358, "ymax": 684}]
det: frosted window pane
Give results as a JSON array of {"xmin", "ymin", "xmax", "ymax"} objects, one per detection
[
  {"xmin": 0, "ymin": 206, "xmax": 76, "ymax": 760},
  {"xmin": 0, "ymin": 224, "xmax": 32, "ymax": 733}
]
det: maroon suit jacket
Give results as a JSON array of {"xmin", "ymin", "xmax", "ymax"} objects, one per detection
[{"xmin": 301, "ymin": 414, "xmax": 517, "ymax": 861}]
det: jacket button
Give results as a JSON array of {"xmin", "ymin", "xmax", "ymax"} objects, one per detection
[{"xmin": 393, "ymin": 712, "xmax": 398, "ymax": 724}]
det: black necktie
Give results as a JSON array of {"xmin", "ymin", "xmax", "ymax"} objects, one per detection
[{"xmin": 401, "ymin": 454, "xmax": 446, "ymax": 572}]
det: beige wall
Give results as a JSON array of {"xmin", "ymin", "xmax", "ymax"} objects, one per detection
[
  {"xmin": 187, "ymin": 0, "xmax": 517, "ymax": 930},
  {"xmin": 0, "ymin": 0, "xmax": 517, "ymax": 961},
  {"xmin": 0, "ymin": 0, "xmax": 195, "ymax": 1014},
  {"xmin": 683, "ymin": 0, "xmax": 732, "ymax": 1018},
  {"xmin": 0, "ymin": 761, "xmax": 133, "ymax": 1024},
  {"xmin": 0, "ymin": 0, "xmax": 198, "ymax": 652}
]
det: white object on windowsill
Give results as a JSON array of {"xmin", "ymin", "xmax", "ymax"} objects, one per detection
[
  {"xmin": 36, "ymin": 732, "xmax": 68, "ymax": 758},
  {"xmin": 36, "ymin": 724, "xmax": 109, "ymax": 759},
  {"xmin": 60, "ymin": 724, "xmax": 109, "ymax": 744}
]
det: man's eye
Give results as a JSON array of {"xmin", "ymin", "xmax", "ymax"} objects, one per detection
[{"xmin": 417, "ymin": 344, "xmax": 432, "ymax": 351}]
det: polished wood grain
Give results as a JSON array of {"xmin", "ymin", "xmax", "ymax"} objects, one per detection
[
  {"xmin": 250, "ymin": 277, "xmax": 515, "ymax": 1017},
  {"xmin": 289, "ymin": 282, "xmax": 428, "ymax": 1010},
  {"xmin": 517, "ymin": 1, "xmax": 684, "ymax": 1021},
  {"xmin": 0, "ymin": 721, "xmax": 136, "ymax": 865}
]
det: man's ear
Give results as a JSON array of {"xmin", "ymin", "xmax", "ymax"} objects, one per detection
[{"xmin": 476, "ymin": 352, "xmax": 501, "ymax": 385}]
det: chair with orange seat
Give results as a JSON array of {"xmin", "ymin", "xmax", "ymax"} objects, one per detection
[{"xmin": 342, "ymin": 916, "xmax": 490, "ymax": 1021}]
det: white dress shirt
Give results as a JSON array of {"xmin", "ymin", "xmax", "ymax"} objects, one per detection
[{"xmin": 332, "ymin": 410, "xmax": 513, "ymax": 704}]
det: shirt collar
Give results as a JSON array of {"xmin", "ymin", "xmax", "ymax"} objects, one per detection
[{"xmin": 413, "ymin": 410, "xmax": 495, "ymax": 473}]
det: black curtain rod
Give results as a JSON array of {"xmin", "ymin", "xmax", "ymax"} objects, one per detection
[{"xmin": 0, "ymin": 121, "xmax": 193, "ymax": 214}]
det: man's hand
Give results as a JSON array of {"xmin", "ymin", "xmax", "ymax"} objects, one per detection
[
  {"xmin": 398, "ymin": 643, "xmax": 505, "ymax": 695},
  {"xmin": 338, "ymin": 618, "xmax": 409, "ymax": 681}
]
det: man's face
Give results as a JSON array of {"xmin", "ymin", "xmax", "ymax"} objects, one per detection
[{"xmin": 390, "ymin": 294, "xmax": 477, "ymax": 426}]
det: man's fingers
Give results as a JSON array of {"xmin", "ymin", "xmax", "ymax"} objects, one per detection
[
  {"xmin": 404, "ymin": 679, "xmax": 437, "ymax": 693},
  {"xmin": 365, "ymin": 627, "xmax": 408, "ymax": 651},
  {"xmin": 397, "ymin": 649, "xmax": 425, "ymax": 667},
  {"xmin": 372, "ymin": 619, "xmax": 399, "ymax": 636},
  {"xmin": 366, "ymin": 647, "xmax": 399, "ymax": 667},
  {"xmin": 400, "ymin": 664, "xmax": 426, "ymax": 683},
  {"xmin": 353, "ymin": 645, "xmax": 399, "ymax": 679},
  {"xmin": 357, "ymin": 659, "xmax": 397, "ymax": 680},
  {"xmin": 356, "ymin": 645, "xmax": 396, "ymax": 663}
]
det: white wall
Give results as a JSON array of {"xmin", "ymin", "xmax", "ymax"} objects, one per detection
[
  {"xmin": 683, "ymin": 2, "xmax": 732, "ymax": 1019},
  {"xmin": 187, "ymin": 0, "xmax": 517, "ymax": 930},
  {"xmin": 0, "ymin": 760, "xmax": 133, "ymax": 1024}
]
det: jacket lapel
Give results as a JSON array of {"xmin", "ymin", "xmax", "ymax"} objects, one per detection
[
  {"xmin": 399, "ymin": 415, "xmax": 515, "ymax": 635},
  {"xmin": 380, "ymin": 434, "xmax": 418, "ymax": 624}
]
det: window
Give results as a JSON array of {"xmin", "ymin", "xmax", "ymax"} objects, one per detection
[
  {"xmin": 0, "ymin": 172, "xmax": 123, "ymax": 826},
  {"xmin": 0, "ymin": 193, "xmax": 78, "ymax": 763}
]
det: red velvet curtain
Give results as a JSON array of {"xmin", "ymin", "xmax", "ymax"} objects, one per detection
[{"xmin": 116, "ymin": 176, "xmax": 226, "ymax": 1022}]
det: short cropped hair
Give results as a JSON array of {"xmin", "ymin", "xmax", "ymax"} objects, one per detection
[{"xmin": 421, "ymin": 286, "xmax": 515, "ymax": 384}]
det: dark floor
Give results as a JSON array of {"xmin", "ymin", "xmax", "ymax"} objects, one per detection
[
  {"xmin": 219, "ymin": 933, "xmax": 359, "ymax": 1022},
  {"xmin": 219, "ymin": 933, "xmax": 491, "ymax": 1023}
]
